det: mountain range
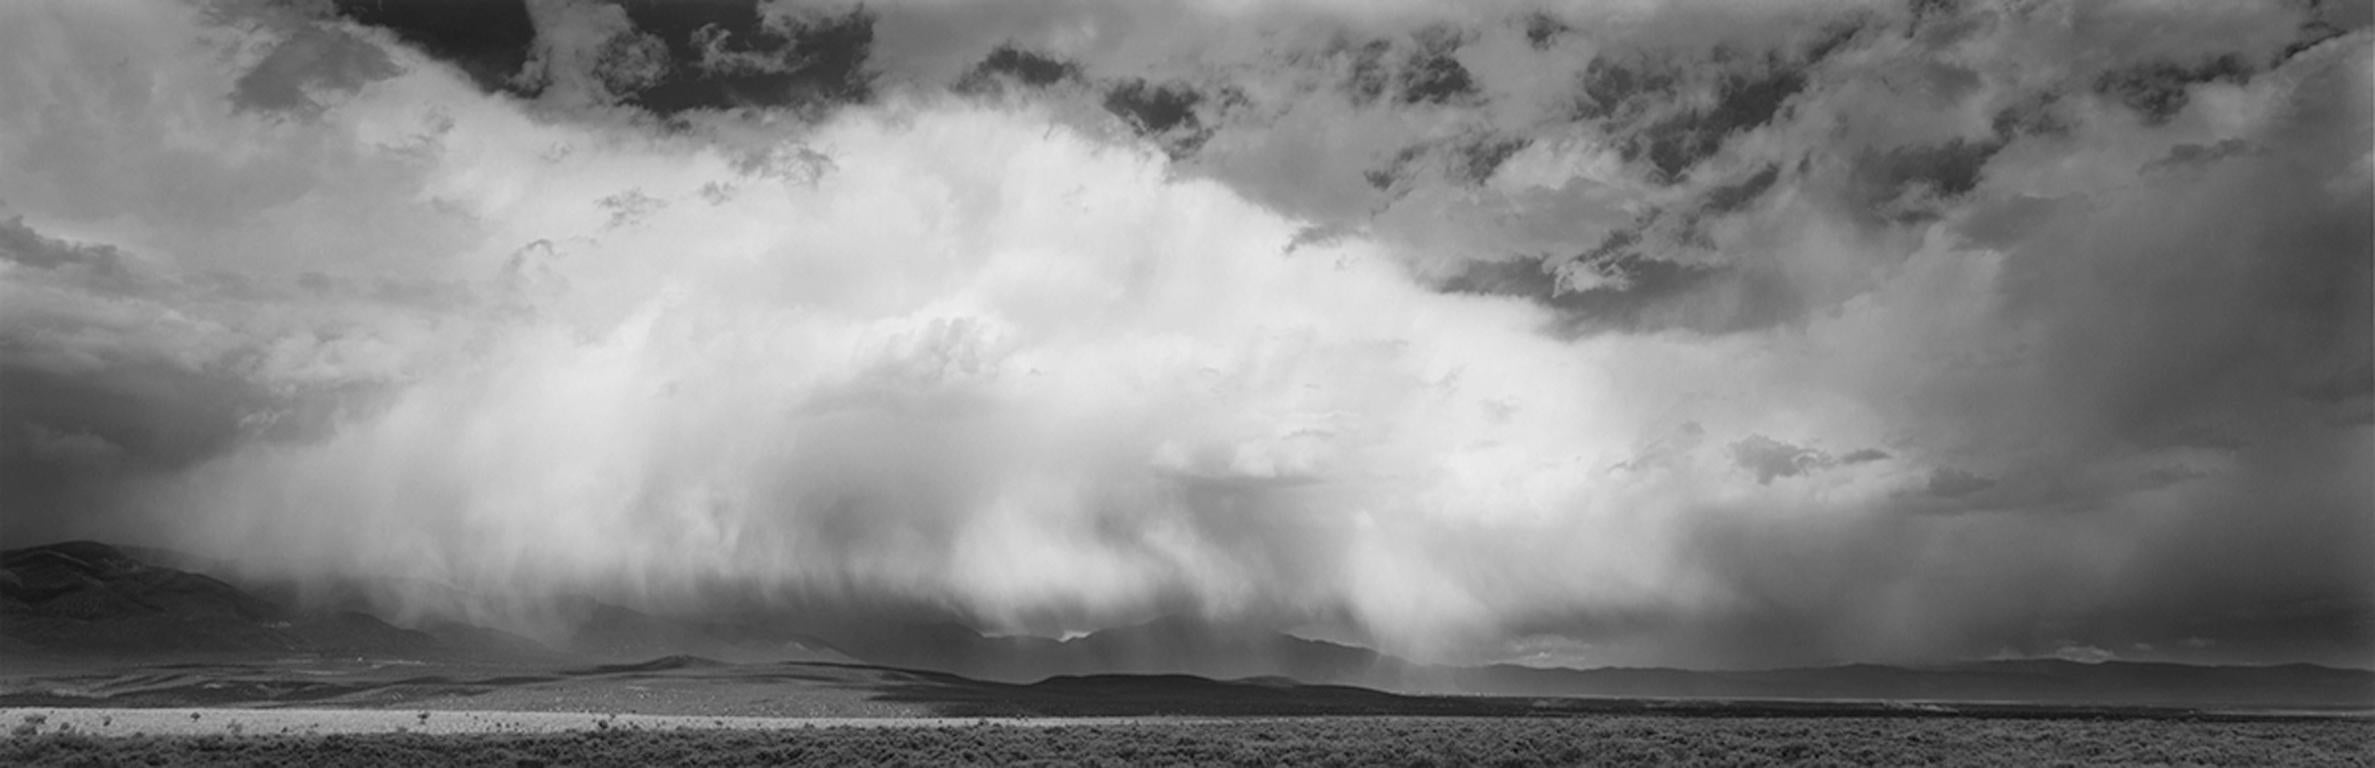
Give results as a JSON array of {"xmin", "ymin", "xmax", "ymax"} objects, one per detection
[{"xmin": 4, "ymin": 540, "xmax": 2368, "ymax": 711}]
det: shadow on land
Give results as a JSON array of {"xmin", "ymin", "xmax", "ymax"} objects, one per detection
[
  {"xmin": 12, "ymin": 654, "xmax": 2355, "ymax": 723},
  {"xmin": 5, "ymin": 541, "xmax": 2370, "ymax": 721}
]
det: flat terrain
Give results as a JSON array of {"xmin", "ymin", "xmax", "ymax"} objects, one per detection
[
  {"xmin": 0, "ymin": 656, "xmax": 942, "ymax": 718},
  {"xmin": 13, "ymin": 654, "xmax": 2362, "ymax": 721},
  {"xmin": 0, "ymin": 707, "xmax": 1137, "ymax": 737},
  {"xmin": 2, "ymin": 656, "xmax": 2369, "ymax": 767},
  {"xmin": 5, "ymin": 714, "xmax": 2372, "ymax": 767}
]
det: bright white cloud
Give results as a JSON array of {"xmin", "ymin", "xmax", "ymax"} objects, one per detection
[{"xmin": 1, "ymin": 0, "xmax": 2367, "ymax": 668}]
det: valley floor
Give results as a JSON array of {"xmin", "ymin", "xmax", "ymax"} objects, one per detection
[
  {"xmin": 4, "ymin": 712, "xmax": 2371, "ymax": 767},
  {"xmin": 0, "ymin": 706, "xmax": 1149, "ymax": 737}
]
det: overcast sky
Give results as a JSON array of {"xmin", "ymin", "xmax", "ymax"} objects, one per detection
[{"xmin": 1, "ymin": 0, "xmax": 2369, "ymax": 669}]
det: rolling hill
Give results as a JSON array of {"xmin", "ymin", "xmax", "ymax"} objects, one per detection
[{"xmin": 4, "ymin": 540, "xmax": 2367, "ymax": 711}]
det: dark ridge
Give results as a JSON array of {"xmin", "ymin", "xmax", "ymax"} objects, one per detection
[
  {"xmin": 799, "ymin": 614, "xmax": 1398, "ymax": 687},
  {"xmin": 549, "ymin": 597, "xmax": 851, "ymax": 663},
  {"xmin": 1031, "ymin": 672, "xmax": 1223, "ymax": 689},
  {"xmin": 867, "ymin": 671, "xmax": 1483, "ymax": 718},
  {"xmin": 0, "ymin": 541, "xmax": 439, "ymax": 657},
  {"xmin": 331, "ymin": 0, "xmax": 538, "ymax": 96},
  {"xmin": 614, "ymin": 0, "xmax": 876, "ymax": 114},
  {"xmin": 959, "ymin": 44, "xmax": 1078, "ymax": 91},
  {"xmin": 1041, "ymin": 615, "xmax": 1391, "ymax": 684},
  {"xmin": 1702, "ymin": 163, "xmax": 1781, "ymax": 214},
  {"xmin": 2095, "ymin": 54, "xmax": 2253, "ymax": 125},
  {"xmin": 1233, "ymin": 674, "xmax": 1302, "ymax": 687},
  {"xmin": 0, "ymin": 541, "xmax": 199, "ymax": 605},
  {"xmin": 1399, "ymin": 30, "xmax": 1479, "ymax": 105},
  {"xmin": 1453, "ymin": 659, "xmax": 2375, "ymax": 710},
  {"xmin": 566, "ymin": 654, "xmax": 727, "ymax": 675},
  {"xmin": 1457, "ymin": 136, "xmax": 1532, "ymax": 184}
]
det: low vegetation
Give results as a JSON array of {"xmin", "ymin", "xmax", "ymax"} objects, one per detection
[{"xmin": 5, "ymin": 715, "xmax": 2369, "ymax": 767}]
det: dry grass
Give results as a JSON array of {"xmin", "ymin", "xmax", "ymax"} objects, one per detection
[{"xmin": 5, "ymin": 714, "xmax": 2370, "ymax": 767}]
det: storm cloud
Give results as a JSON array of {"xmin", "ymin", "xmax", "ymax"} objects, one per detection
[{"xmin": 0, "ymin": 0, "xmax": 2369, "ymax": 669}]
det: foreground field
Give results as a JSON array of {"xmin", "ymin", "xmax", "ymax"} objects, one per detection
[{"xmin": 5, "ymin": 715, "xmax": 2370, "ymax": 767}]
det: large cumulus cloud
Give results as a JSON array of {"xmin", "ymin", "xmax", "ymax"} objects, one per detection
[{"xmin": 0, "ymin": 0, "xmax": 2368, "ymax": 669}]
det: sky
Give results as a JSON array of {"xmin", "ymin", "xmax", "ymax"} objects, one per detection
[{"xmin": 0, "ymin": 0, "xmax": 2369, "ymax": 670}]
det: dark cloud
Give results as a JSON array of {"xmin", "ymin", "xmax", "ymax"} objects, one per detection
[
  {"xmin": 1923, "ymin": 468, "xmax": 1995, "ymax": 499},
  {"xmin": 2095, "ymin": 54, "xmax": 2253, "ymax": 125},
  {"xmin": 1101, "ymin": 78, "xmax": 1212, "ymax": 160},
  {"xmin": 2300, "ymin": 361, "xmax": 2374, "ymax": 405},
  {"xmin": 1438, "ymin": 249, "xmax": 1726, "ymax": 337},
  {"xmin": 1396, "ymin": 26, "xmax": 1479, "ymax": 106},
  {"xmin": 0, "ymin": 358, "xmax": 269, "ymax": 546},
  {"xmin": 1341, "ymin": 39, "xmax": 1395, "ymax": 106},
  {"xmin": 231, "ymin": 25, "xmax": 402, "ymax": 115},
  {"xmin": 1837, "ymin": 448, "xmax": 1890, "ymax": 465},
  {"xmin": 1727, "ymin": 435, "xmax": 1831, "ymax": 485},
  {"xmin": 1988, "ymin": 92, "xmax": 2070, "ymax": 140},
  {"xmin": 1360, "ymin": 132, "xmax": 1537, "ymax": 191},
  {"xmin": 1699, "ymin": 163, "xmax": 1780, "ymax": 215},
  {"xmin": 613, "ymin": 0, "xmax": 876, "ymax": 114},
  {"xmin": 1848, "ymin": 138, "xmax": 2003, "ymax": 221},
  {"xmin": 330, "ymin": 0, "xmax": 877, "ymax": 114},
  {"xmin": 954, "ymin": 45, "xmax": 1080, "ymax": 94},
  {"xmin": 2144, "ymin": 138, "xmax": 2256, "ymax": 172},
  {"xmin": 1521, "ymin": 12, "xmax": 1567, "ymax": 51},
  {"xmin": 0, "ymin": 362, "xmax": 259, "ymax": 476},
  {"xmin": 1, "ymin": 0, "xmax": 2366, "ymax": 672},
  {"xmin": 1638, "ymin": 66, "xmax": 1807, "ymax": 183},
  {"xmin": 1977, "ymin": 56, "xmax": 2372, "ymax": 462},
  {"xmin": 1452, "ymin": 135, "xmax": 1531, "ymax": 186},
  {"xmin": 0, "ymin": 216, "xmax": 135, "ymax": 288},
  {"xmin": 331, "ymin": 0, "xmax": 537, "ymax": 95},
  {"xmin": 1723, "ymin": 436, "xmax": 1893, "ymax": 486}
]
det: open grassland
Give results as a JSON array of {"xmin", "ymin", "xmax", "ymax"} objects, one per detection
[{"xmin": 6, "ymin": 715, "xmax": 2370, "ymax": 767}]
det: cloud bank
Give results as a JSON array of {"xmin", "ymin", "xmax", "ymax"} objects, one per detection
[{"xmin": 1, "ymin": 0, "xmax": 2369, "ymax": 668}]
